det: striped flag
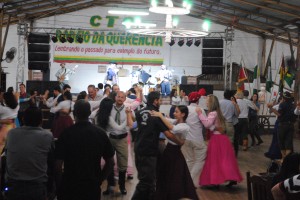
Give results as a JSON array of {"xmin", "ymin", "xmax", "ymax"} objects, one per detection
[{"xmin": 237, "ymin": 65, "xmax": 247, "ymax": 91}]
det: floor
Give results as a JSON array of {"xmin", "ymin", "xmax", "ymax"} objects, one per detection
[{"xmin": 100, "ymin": 133, "xmax": 300, "ymax": 200}]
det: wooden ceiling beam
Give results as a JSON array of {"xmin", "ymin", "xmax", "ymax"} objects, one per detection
[
  {"xmin": 229, "ymin": 0, "xmax": 300, "ymax": 18},
  {"xmin": 4, "ymin": 0, "xmax": 92, "ymax": 16},
  {"xmin": 194, "ymin": 0, "xmax": 291, "ymax": 25},
  {"xmin": 191, "ymin": 3, "xmax": 284, "ymax": 31},
  {"xmin": 3, "ymin": 0, "xmax": 56, "ymax": 12},
  {"xmin": 263, "ymin": 0, "xmax": 300, "ymax": 12}
]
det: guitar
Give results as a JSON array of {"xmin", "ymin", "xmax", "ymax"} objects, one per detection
[
  {"xmin": 58, "ymin": 65, "xmax": 78, "ymax": 82},
  {"xmin": 156, "ymin": 77, "xmax": 162, "ymax": 85}
]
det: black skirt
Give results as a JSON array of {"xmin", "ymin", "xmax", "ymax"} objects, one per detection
[{"xmin": 155, "ymin": 143, "xmax": 198, "ymax": 200}]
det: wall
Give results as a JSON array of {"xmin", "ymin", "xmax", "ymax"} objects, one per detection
[{"xmin": 1, "ymin": 6, "xmax": 294, "ymax": 94}]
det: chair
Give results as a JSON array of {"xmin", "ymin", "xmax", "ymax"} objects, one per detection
[{"xmin": 247, "ymin": 171, "xmax": 274, "ymax": 200}]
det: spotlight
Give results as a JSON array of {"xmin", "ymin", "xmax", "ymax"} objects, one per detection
[
  {"xmin": 51, "ymin": 36, "xmax": 58, "ymax": 43},
  {"xmin": 59, "ymin": 34, "xmax": 66, "ymax": 43},
  {"xmin": 186, "ymin": 39, "xmax": 193, "ymax": 47},
  {"xmin": 178, "ymin": 39, "xmax": 184, "ymax": 47},
  {"xmin": 194, "ymin": 39, "xmax": 201, "ymax": 47},
  {"xmin": 169, "ymin": 39, "xmax": 175, "ymax": 46},
  {"xmin": 76, "ymin": 35, "xmax": 83, "ymax": 43},
  {"xmin": 67, "ymin": 36, "xmax": 74, "ymax": 43}
]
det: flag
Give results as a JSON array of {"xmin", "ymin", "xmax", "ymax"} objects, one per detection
[
  {"xmin": 279, "ymin": 56, "xmax": 285, "ymax": 93},
  {"xmin": 237, "ymin": 66, "xmax": 247, "ymax": 91},
  {"xmin": 266, "ymin": 57, "xmax": 273, "ymax": 93},
  {"xmin": 253, "ymin": 65, "xmax": 260, "ymax": 94},
  {"xmin": 284, "ymin": 72, "xmax": 293, "ymax": 88}
]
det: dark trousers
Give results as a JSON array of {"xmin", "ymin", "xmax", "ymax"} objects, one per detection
[
  {"xmin": 249, "ymin": 116, "xmax": 263, "ymax": 145},
  {"xmin": 5, "ymin": 181, "xmax": 47, "ymax": 200},
  {"xmin": 278, "ymin": 121, "xmax": 294, "ymax": 151},
  {"xmin": 233, "ymin": 123, "xmax": 239, "ymax": 157},
  {"xmin": 132, "ymin": 155, "xmax": 157, "ymax": 200}
]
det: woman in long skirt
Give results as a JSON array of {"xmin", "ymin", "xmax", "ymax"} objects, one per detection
[
  {"xmin": 196, "ymin": 95, "xmax": 243, "ymax": 187},
  {"xmin": 151, "ymin": 105, "xmax": 198, "ymax": 200}
]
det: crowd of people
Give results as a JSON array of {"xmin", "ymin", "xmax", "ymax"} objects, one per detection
[{"xmin": 0, "ymin": 79, "xmax": 299, "ymax": 200}]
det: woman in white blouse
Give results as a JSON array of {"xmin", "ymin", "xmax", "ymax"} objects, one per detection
[
  {"xmin": 151, "ymin": 105, "xmax": 199, "ymax": 200},
  {"xmin": 51, "ymin": 91, "xmax": 74, "ymax": 138}
]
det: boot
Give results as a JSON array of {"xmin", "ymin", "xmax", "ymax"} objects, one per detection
[
  {"xmin": 242, "ymin": 140, "xmax": 248, "ymax": 151},
  {"xmin": 102, "ymin": 170, "xmax": 115, "ymax": 195},
  {"xmin": 255, "ymin": 133, "xmax": 263, "ymax": 145},
  {"xmin": 118, "ymin": 171, "xmax": 127, "ymax": 195},
  {"xmin": 250, "ymin": 134, "xmax": 256, "ymax": 146}
]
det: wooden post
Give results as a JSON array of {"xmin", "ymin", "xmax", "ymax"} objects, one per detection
[
  {"xmin": 0, "ymin": 9, "xmax": 3, "ymax": 70},
  {"xmin": 0, "ymin": 15, "xmax": 11, "ymax": 60},
  {"xmin": 294, "ymin": 33, "xmax": 300, "ymax": 101},
  {"xmin": 261, "ymin": 38, "xmax": 266, "ymax": 77},
  {"xmin": 263, "ymin": 37, "xmax": 275, "ymax": 77}
]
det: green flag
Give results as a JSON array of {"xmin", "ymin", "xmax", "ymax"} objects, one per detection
[
  {"xmin": 253, "ymin": 65, "xmax": 260, "ymax": 94},
  {"xmin": 266, "ymin": 58, "xmax": 273, "ymax": 93},
  {"xmin": 284, "ymin": 72, "xmax": 294, "ymax": 88}
]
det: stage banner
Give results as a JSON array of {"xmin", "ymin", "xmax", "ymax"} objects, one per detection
[{"xmin": 53, "ymin": 30, "xmax": 164, "ymax": 66}]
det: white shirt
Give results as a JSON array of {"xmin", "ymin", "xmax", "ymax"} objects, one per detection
[
  {"xmin": 237, "ymin": 98, "xmax": 256, "ymax": 118},
  {"xmin": 106, "ymin": 104, "xmax": 128, "ymax": 135},
  {"xmin": 167, "ymin": 119, "xmax": 189, "ymax": 145},
  {"xmin": 55, "ymin": 67, "xmax": 74, "ymax": 81},
  {"xmin": 155, "ymin": 69, "xmax": 172, "ymax": 82},
  {"xmin": 186, "ymin": 103, "xmax": 205, "ymax": 143},
  {"xmin": 45, "ymin": 94, "xmax": 61, "ymax": 114},
  {"xmin": 171, "ymin": 96, "xmax": 180, "ymax": 106},
  {"xmin": 0, "ymin": 105, "xmax": 19, "ymax": 119},
  {"xmin": 52, "ymin": 100, "xmax": 74, "ymax": 113}
]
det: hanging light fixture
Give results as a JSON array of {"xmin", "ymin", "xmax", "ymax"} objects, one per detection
[
  {"xmin": 76, "ymin": 35, "xmax": 83, "ymax": 43},
  {"xmin": 127, "ymin": 0, "xmax": 209, "ymax": 43},
  {"xmin": 59, "ymin": 34, "xmax": 66, "ymax": 43},
  {"xmin": 169, "ymin": 39, "xmax": 175, "ymax": 46},
  {"xmin": 51, "ymin": 35, "xmax": 58, "ymax": 43},
  {"xmin": 186, "ymin": 39, "xmax": 193, "ymax": 47},
  {"xmin": 178, "ymin": 39, "xmax": 184, "ymax": 47},
  {"xmin": 67, "ymin": 36, "xmax": 74, "ymax": 43},
  {"xmin": 194, "ymin": 39, "xmax": 201, "ymax": 47}
]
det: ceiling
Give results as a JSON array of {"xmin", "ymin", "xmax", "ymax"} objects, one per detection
[{"xmin": 1, "ymin": 0, "xmax": 300, "ymax": 45}]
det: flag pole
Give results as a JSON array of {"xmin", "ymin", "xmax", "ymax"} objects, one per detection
[
  {"xmin": 267, "ymin": 54, "xmax": 283, "ymax": 106},
  {"xmin": 241, "ymin": 56, "xmax": 252, "ymax": 97}
]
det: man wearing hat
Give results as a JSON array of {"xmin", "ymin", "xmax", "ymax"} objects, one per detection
[
  {"xmin": 181, "ymin": 89, "xmax": 207, "ymax": 187},
  {"xmin": 155, "ymin": 65, "xmax": 172, "ymax": 96}
]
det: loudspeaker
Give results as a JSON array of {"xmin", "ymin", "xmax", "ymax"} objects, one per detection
[
  {"xmin": 26, "ymin": 81, "xmax": 60, "ymax": 97},
  {"xmin": 202, "ymin": 49, "xmax": 223, "ymax": 57},
  {"xmin": 202, "ymin": 67, "xmax": 223, "ymax": 74},
  {"xmin": 28, "ymin": 61, "xmax": 50, "ymax": 72},
  {"xmin": 202, "ymin": 58, "xmax": 223, "ymax": 66},
  {"xmin": 28, "ymin": 44, "xmax": 50, "ymax": 52},
  {"xmin": 202, "ymin": 39, "xmax": 223, "ymax": 48},
  {"xmin": 28, "ymin": 33, "xmax": 50, "ymax": 44},
  {"xmin": 180, "ymin": 84, "xmax": 213, "ymax": 96},
  {"xmin": 28, "ymin": 33, "xmax": 50, "ymax": 73}
]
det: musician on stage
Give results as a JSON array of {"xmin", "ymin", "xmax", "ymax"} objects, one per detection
[
  {"xmin": 104, "ymin": 62, "xmax": 119, "ymax": 85},
  {"xmin": 132, "ymin": 65, "xmax": 152, "ymax": 85},
  {"xmin": 155, "ymin": 64, "xmax": 172, "ymax": 96},
  {"xmin": 55, "ymin": 63, "xmax": 76, "ymax": 89}
]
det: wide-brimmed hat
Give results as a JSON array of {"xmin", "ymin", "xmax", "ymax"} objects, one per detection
[{"xmin": 283, "ymin": 91, "xmax": 292, "ymax": 99}]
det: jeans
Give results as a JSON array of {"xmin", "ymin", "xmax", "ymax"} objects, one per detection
[
  {"xmin": 5, "ymin": 181, "xmax": 47, "ymax": 200},
  {"xmin": 132, "ymin": 155, "xmax": 157, "ymax": 200},
  {"xmin": 160, "ymin": 81, "xmax": 170, "ymax": 96}
]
